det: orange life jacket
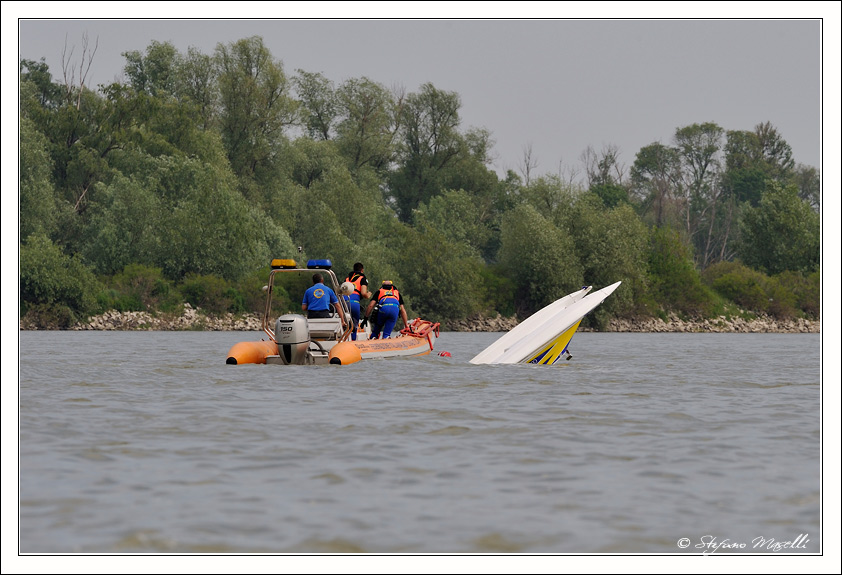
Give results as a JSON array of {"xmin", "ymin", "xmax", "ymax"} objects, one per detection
[
  {"xmin": 376, "ymin": 286, "xmax": 400, "ymax": 307},
  {"xmin": 346, "ymin": 272, "xmax": 364, "ymax": 297}
]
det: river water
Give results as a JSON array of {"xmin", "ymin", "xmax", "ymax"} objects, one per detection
[{"xmin": 15, "ymin": 330, "xmax": 824, "ymax": 559}]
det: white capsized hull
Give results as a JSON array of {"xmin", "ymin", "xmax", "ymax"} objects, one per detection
[{"xmin": 470, "ymin": 282, "xmax": 621, "ymax": 365}]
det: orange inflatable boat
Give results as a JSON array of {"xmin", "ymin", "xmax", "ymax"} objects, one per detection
[
  {"xmin": 226, "ymin": 259, "xmax": 440, "ymax": 366},
  {"xmin": 328, "ymin": 319, "xmax": 440, "ymax": 365}
]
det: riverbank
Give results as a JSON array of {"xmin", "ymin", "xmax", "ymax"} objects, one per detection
[
  {"xmin": 444, "ymin": 312, "xmax": 819, "ymax": 333},
  {"xmin": 19, "ymin": 304, "xmax": 820, "ymax": 333}
]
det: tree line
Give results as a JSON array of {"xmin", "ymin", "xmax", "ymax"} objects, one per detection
[{"xmin": 19, "ymin": 35, "xmax": 820, "ymax": 328}]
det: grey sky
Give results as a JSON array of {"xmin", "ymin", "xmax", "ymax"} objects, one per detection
[{"xmin": 13, "ymin": 13, "xmax": 830, "ymax": 180}]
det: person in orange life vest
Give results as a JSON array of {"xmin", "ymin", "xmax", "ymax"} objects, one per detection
[
  {"xmin": 364, "ymin": 280, "xmax": 409, "ymax": 339},
  {"xmin": 343, "ymin": 262, "xmax": 370, "ymax": 341},
  {"xmin": 302, "ymin": 273, "xmax": 346, "ymax": 329}
]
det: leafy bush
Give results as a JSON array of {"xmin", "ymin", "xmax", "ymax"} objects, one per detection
[
  {"xmin": 477, "ymin": 263, "xmax": 516, "ymax": 318},
  {"xmin": 799, "ymin": 270, "xmax": 819, "ymax": 317},
  {"xmin": 19, "ymin": 234, "xmax": 102, "ymax": 326},
  {"xmin": 232, "ymin": 266, "xmax": 274, "ymax": 315},
  {"xmin": 179, "ymin": 274, "xmax": 239, "ymax": 314},
  {"xmin": 703, "ymin": 261, "xmax": 819, "ymax": 319},
  {"xmin": 101, "ymin": 263, "xmax": 181, "ymax": 312},
  {"xmin": 763, "ymin": 277, "xmax": 799, "ymax": 319},
  {"xmin": 648, "ymin": 227, "xmax": 716, "ymax": 316},
  {"xmin": 96, "ymin": 288, "xmax": 144, "ymax": 313},
  {"xmin": 703, "ymin": 261, "xmax": 769, "ymax": 313},
  {"xmin": 769, "ymin": 270, "xmax": 820, "ymax": 318}
]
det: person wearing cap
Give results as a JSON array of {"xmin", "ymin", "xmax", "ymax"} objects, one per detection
[
  {"xmin": 364, "ymin": 280, "xmax": 409, "ymax": 339},
  {"xmin": 343, "ymin": 262, "xmax": 370, "ymax": 340},
  {"xmin": 302, "ymin": 273, "xmax": 346, "ymax": 328}
]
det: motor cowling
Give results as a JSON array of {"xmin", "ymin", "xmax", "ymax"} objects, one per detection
[{"xmin": 275, "ymin": 314, "xmax": 310, "ymax": 365}]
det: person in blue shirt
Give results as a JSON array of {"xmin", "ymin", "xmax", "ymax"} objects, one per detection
[{"xmin": 302, "ymin": 273, "xmax": 346, "ymax": 329}]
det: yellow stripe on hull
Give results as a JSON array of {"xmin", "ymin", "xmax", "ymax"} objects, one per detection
[{"xmin": 526, "ymin": 319, "xmax": 582, "ymax": 365}]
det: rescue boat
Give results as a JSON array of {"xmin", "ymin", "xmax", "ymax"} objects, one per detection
[
  {"xmin": 225, "ymin": 258, "xmax": 440, "ymax": 366},
  {"xmin": 328, "ymin": 318, "xmax": 440, "ymax": 365}
]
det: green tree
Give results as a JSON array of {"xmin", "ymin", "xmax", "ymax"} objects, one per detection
[
  {"xmin": 306, "ymin": 164, "xmax": 384, "ymax": 244},
  {"xmin": 498, "ymin": 203, "xmax": 584, "ymax": 316},
  {"xmin": 280, "ymin": 185, "xmax": 357, "ymax": 268},
  {"xmin": 722, "ymin": 122, "xmax": 796, "ymax": 207},
  {"xmin": 277, "ymin": 137, "xmax": 345, "ymax": 190},
  {"xmin": 567, "ymin": 195, "xmax": 650, "ymax": 319},
  {"xmin": 738, "ymin": 181, "xmax": 819, "ymax": 275},
  {"xmin": 80, "ymin": 173, "xmax": 161, "ymax": 275},
  {"xmin": 390, "ymin": 223, "xmax": 485, "ymax": 321},
  {"xmin": 674, "ymin": 122, "xmax": 723, "ymax": 240},
  {"xmin": 413, "ymin": 189, "xmax": 492, "ymax": 258},
  {"xmin": 19, "ymin": 58, "xmax": 62, "ymax": 110},
  {"xmin": 179, "ymin": 46, "xmax": 218, "ymax": 130},
  {"xmin": 754, "ymin": 121, "xmax": 795, "ymax": 181},
  {"xmin": 792, "ymin": 163, "xmax": 820, "ymax": 211},
  {"xmin": 19, "ymin": 117, "xmax": 58, "ymax": 240},
  {"xmin": 122, "ymin": 40, "xmax": 181, "ymax": 98},
  {"xmin": 154, "ymin": 155, "xmax": 295, "ymax": 281},
  {"xmin": 702, "ymin": 260, "xmax": 770, "ymax": 313},
  {"xmin": 439, "ymin": 127, "xmax": 501, "ymax": 220},
  {"xmin": 22, "ymin": 66, "xmax": 151, "ymax": 254},
  {"xmin": 518, "ymin": 173, "xmax": 577, "ymax": 219},
  {"xmin": 293, "ymin": 70, "xmax": 337, "ymax": 141},
  {"xmin": 215, "ymin": 36, "xmax": 297, "ymax": 184},
  {"xmin": 24, "ymin": 77, "xmax": 119, "ymax": 218},
  {"xmin": 722, "ymin": 129, "xmax": 766, "ymax": 207},
  {"xmin": 630, "ymin": 142, "xmax": 682, "ymax": 228},
  {"xmin": 389, "ymin": 82, "xmax": 463, "ymax": 220},
  {"xmin": 587, "ymin": 183, "xmax": 629, "ymax": 208},
  {"xmin": 335, "ymin": 76, "xmax": 397, "ymax": 171}
]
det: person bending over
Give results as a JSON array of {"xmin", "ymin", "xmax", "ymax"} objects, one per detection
[{"xmin": 365, "ymin": 280, "xmax": 409, "ymax": 339}]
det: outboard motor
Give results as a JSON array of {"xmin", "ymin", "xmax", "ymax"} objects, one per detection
[{"xmin": 274, "ymin": 314, "xmax": 310, "ymax": 365}]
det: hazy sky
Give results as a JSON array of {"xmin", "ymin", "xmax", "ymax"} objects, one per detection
[{"xmin": 11, "ymin": 11, "xmax": 832, "ymax": 178}]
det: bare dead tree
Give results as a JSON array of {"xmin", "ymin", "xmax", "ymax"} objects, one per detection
[
  {"xmin": 718, "ymin": 195, "xmax": 737, "ymax": 262},
  {"xmin": 389, "ymin": 83, "xmax": 407, "ymax": 136},
  {"xmin": 582, "ymin": 143, "xmax": 625, "ymax": 187},
  {"xmin": 519, "ymin": 143, "xmax": 538, "ymax": 186},
  {"xmin": 581, "ymin": 145, "xmax": 598, "ymax": 188},
  {"xmin": 61, "ymin": 32, "xmax": 99, "ymax": 109},
  {"xmin": 558, "ymin": 158, "xmax": 580, "ymax": 189}
]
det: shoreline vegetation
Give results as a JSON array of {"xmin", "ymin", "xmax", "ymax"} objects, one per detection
[
  {"xmin": 20, "ymin": 40, "xmax": 820, "ymax": 340},
  {"xmin": 20, "ymin": 304, "xmax": 820, "ymax": 334}
]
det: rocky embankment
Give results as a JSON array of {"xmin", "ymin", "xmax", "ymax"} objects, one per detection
[
  {"xmin": 444, "ymin": 312, "xmax": 818, "ymax": 333},
  {"xmin": 21, "ymin": 303, "xmax": 264, "ymax": 331},
  {"xmin": 443, "ymin": 313, "xmax": 521, "ymax": 332},
  {"xmin": 20, "ymin": 304, "xmax": 819, "ymax": 333},
  {"xmin": 603, "ymin": 313, "xmax": 819, "ymax": 333}
]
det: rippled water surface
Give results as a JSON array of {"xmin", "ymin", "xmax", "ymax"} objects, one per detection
[{"xmin": 17, "ymin": 331, "xmax": 822, "ymax": 554}]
